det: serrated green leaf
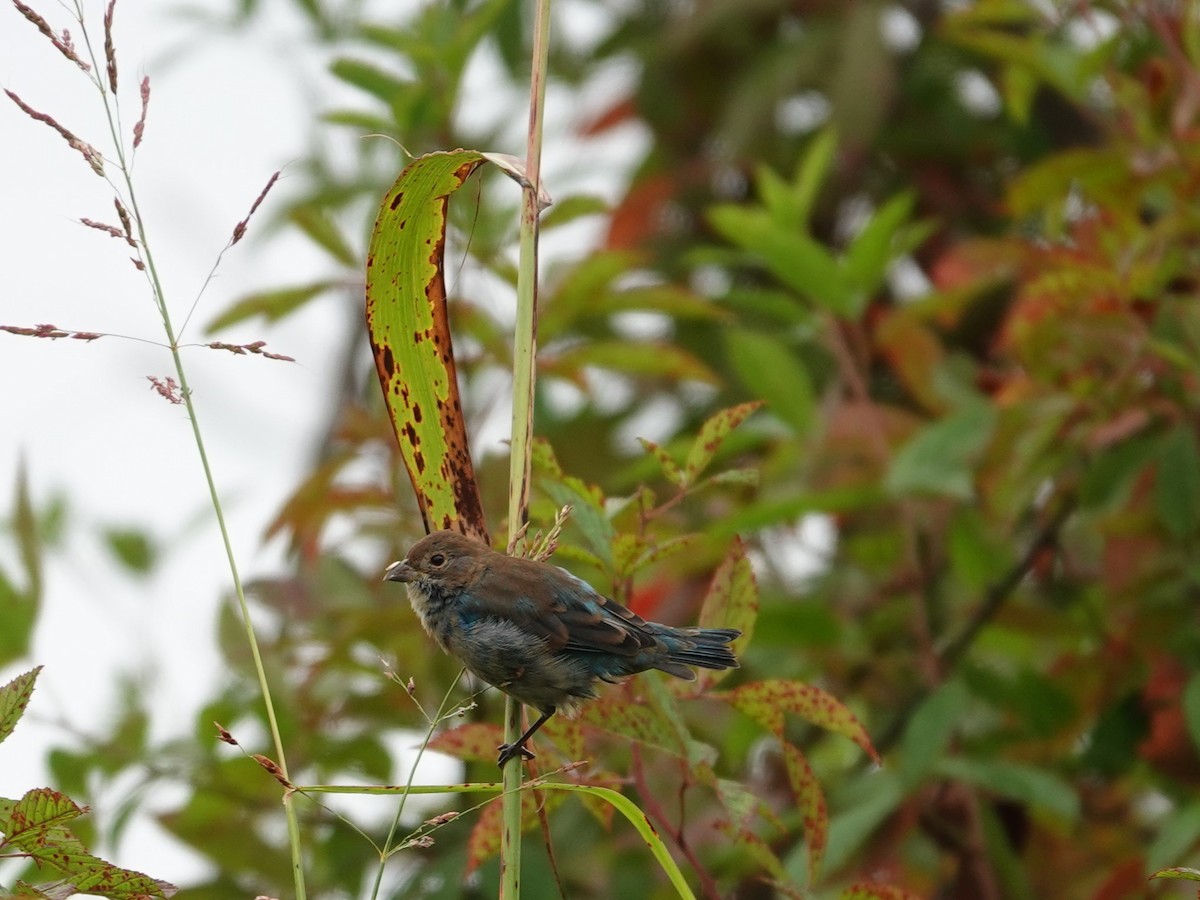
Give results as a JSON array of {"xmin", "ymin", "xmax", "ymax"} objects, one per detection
[
  {"xmin": 0, "ymin": 666, "xmax": 41, "ymax": 747},
  {"xmin": 781, "ymin": 740, "xmax": 828, "ymax": 878},
  {"xmin": 638, "ymin": 438, "xmax": 685, "ymax": 486},
  {"xmin": 684, "ymin": 401, "xmax": 762, "ymax": 483},
  {"xmin": 698, "ymin": 539, "xmax": 757, "ymax": 673},
  {"xmin": 721, "ymin": 679, "xmax": 878, "ymax": 763},
  {"xmin": 577, "ymin": 695, "xmax": 686, "ymax": 756}
]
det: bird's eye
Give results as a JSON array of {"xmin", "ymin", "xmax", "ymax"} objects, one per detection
[{"xmin": 429, "ymin": 553, "xmax": 446, "ymax": 567}]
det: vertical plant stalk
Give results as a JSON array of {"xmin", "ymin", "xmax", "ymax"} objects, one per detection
[
  {"xmin": 501, "ymin": 0, "xmax": 552, "ymax": 895},
  {"xmin": 68, "ymin": 4, "xmax": 307, "ymax": 896}
]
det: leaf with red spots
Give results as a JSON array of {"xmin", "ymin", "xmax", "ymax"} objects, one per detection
[
  {"xmin": 638, "ymin": 438, "xmax": 685, "ymax": 486},
  {"xmin": 720, "ymin": 679, "xmax": 879, "ymax": 764},
  {"xmin": 0, "ymin": 787, "xmax": 176, "ymax": 897},
  {"xmin": 426, "ymin": 722, "xmax": 505, "ymax": 763},
  {"xmin": 698, "ymin": 538, "xmax": 758, "ymax": 677},
  {"xmin": 781, "ymin": 741, "xmax": 828, "ymax": 879},
  {"xmin": 684, "ymin": 401, "xmax": 762, "ymax": 485},
  {"xmin": 366, "ymin": 150, "xmax": 493, "ymax": 540},
  {"xmin": 577, "ymin": 695, "xmax": 687, "ymax": 757},
  {"xmin": 465, "ymin": 788, "xmax": 563, "ymax": 876},
  {"xmin": 0, "ymin": 665, "xmax": 41, "ymax": 746}
]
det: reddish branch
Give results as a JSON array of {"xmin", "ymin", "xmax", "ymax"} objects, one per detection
[{"xmin": 630, "ymin": 745, "xmax": 721, "ymax": 900}]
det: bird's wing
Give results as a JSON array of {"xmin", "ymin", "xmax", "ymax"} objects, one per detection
[{"xmin": 474, "ymin": 558, "xmax": 658, "ymax": 658}]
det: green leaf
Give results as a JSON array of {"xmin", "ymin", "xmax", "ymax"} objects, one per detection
[
  {"xmin": 0, "ymin": 666, "xmax": 41, "ymax": 747},
  {"xmin": 14, "ymin": 461, "xmax": 42, "ymax": 604},
  {"xmin": 1151, "ymin": 868, "xmax": 1200, "ymax": 883},
  {"xmin": 0, "ymin": 571, "xmax": 36, "ymax": 670},
  {"xmin": 698, "ymin": 539, "xmax": 758, "ymax": 671},
  {"xmin": 1155, "ymin": 425, "xmax": 1200, "ymax": 538},
  {"xmin": 1080, "ymin": 433, "xmax": 1157, "ymax": 511},
  {"xmin": 288, "ymin": 205, "xmax": 357, "ymax": 266},
  {"xmin": 102, "ymin": 528, "xmax": 157, "ymax": 575},
  {"xmin": 844, "ymin": 191, "xmax": 916, "ymax": 294},
  {"xmin": 948, "ymin": 507, "xmax": 1009, "ymax": 592},
  {"xmin": 790, "ymin": 127, "xmax": 837, "ymax": 227},
  {"xmin": 708, "ymin": 205, "xmax": 855, "ymax": 313},
  {"xmin": 820, "ymin": 770, "xmax": 905, "ymax": 876},
  {"xmin": 205, "ymin": 281, "xmax": 341, "ymax": 333},
  {"xmin": 935, "ymin": 757, "xmax": 1080, "ymax": 821},
  {"xmin": 553, "ymin": 340, "xmax": 720, "ymax": 384},
  {"xmin": 726, "ymin": 330, "xmax": 815, "ymax": 436},
  {"xmin": 899, "ymin": 679, "xmax": 970, "ymax": 787},
  {"xmin": 329, "ymin": 58, "xmax": 411, "ymax": 105},
  {"xmin": 886, "ymin": 401, "xmax": 997, "ymax": 499},
  {"xmin": 600, "ymin": 285, "xmax": 728, "ymax": 322},
  {"xmin": 539, "ymin": 193, "xmax": 609, "ymax": 230},
  {"xmin": 1147, "ymin": 800, "xmax": 1200, "ymax": 872},
  {"xmin": 684, "ymin": 401, "xmax": 762, "ymax": 484},
  {"xmin": 1184, "ymin": 672, "xmax": 1200, "ymax": 755}
]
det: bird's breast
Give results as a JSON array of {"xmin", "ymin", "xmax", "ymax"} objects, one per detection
[{"xmin": 404, "ymin": 583, "xmax": 456, "ymax": 650}]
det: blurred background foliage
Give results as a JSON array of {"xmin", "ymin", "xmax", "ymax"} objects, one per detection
[{"xmin": 6, "ymin": 0, "xmax": 1200, "ymax": 897}]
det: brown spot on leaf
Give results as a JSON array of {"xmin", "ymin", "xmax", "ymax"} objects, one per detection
[{"xmin": 390, "ymin": 191, "xmax": 405, "ymax": 210}]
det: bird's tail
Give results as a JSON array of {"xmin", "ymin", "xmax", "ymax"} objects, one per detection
[{"xmin": 650, "ymin": 625, "xmax": 740, "ymax": 680}]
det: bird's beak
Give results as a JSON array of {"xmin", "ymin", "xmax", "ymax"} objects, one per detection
[{"xmin": 383, "ymin": 560, "xmax": 415, "ymax": 583}]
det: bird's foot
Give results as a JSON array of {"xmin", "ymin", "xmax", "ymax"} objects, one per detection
[{"xmin": 497, "ymin": 742, "xmax": 536, "ymax": 767}]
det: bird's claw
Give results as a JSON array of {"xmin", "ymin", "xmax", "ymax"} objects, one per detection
[{"xmin": 497, "ymin": 742, "xmax": 536, "ymax": 767}]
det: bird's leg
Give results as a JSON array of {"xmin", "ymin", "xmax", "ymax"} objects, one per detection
[{"xmin": 497, "ymin": 707, "xmax": 555, "ymax": 767}]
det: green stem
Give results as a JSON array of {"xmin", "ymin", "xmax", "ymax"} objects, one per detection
[
  {"xmin": 502, "ymin": 0, "xmax": 553, "ymax": 895},
  {"xmin": 72, "ymin": 6, "xmax": 306, "ymax": 896}
]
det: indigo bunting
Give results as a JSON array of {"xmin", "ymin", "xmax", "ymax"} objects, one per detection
[{"xmin": 385, "ymin": 530, "xmax": 740, "ymax": 766}]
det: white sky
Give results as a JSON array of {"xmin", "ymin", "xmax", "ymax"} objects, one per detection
[{"xmin": 1, "ymin": 0, "xmax": 401, "ymax": 885}]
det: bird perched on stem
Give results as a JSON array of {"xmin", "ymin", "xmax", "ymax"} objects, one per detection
[{"xmin": 385, "ymin": 530, "xmax": 740, "ymax": 767}]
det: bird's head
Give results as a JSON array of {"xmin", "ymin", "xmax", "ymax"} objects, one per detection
[{"xmin": 383, "ymin": 530, "xmax": 489, "ymax": 591}]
